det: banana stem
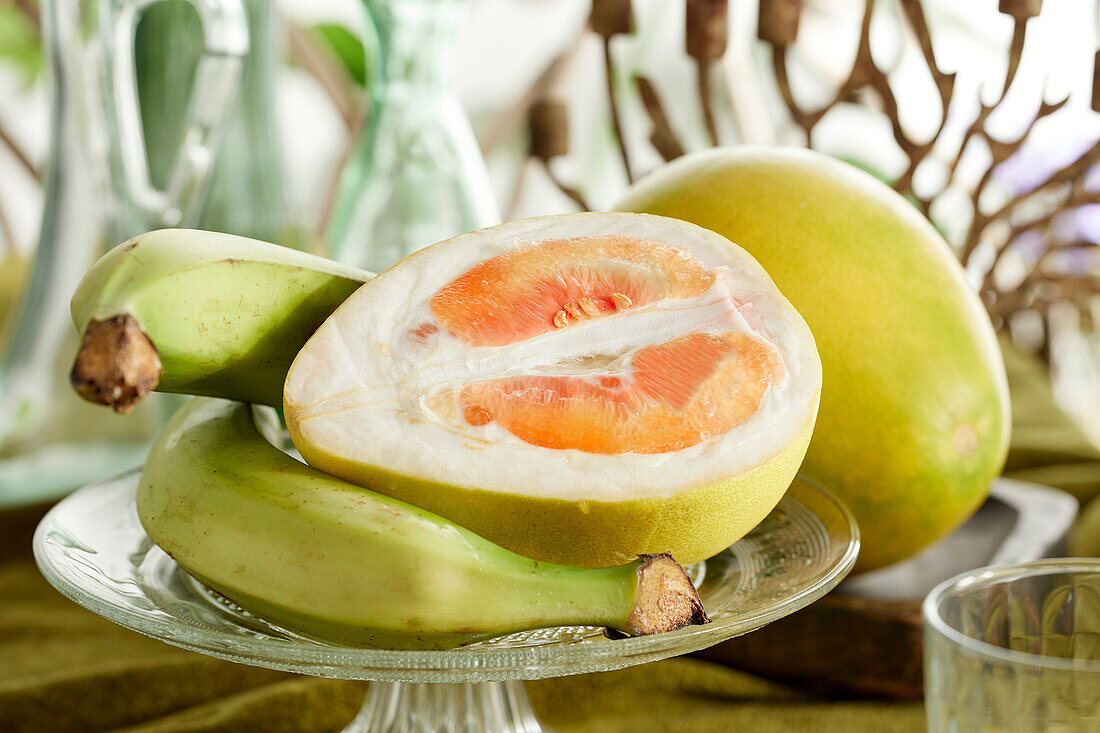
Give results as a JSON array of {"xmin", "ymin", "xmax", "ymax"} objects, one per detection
[
  {"xmin": 70, "ymin": 314, "xmax": 162, "ymax": 414},
  {"xmin": 628, "ymin": 553, "xmax": 709, "ymax": 635}
]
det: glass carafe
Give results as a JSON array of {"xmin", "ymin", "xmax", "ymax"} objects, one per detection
[
  {"xmin": 0, "ymin": 0, "xmax": 247, "ymax": 505},
  {"xmin": 324, "ymin": 0, "xmax": 500, "ymax": 272},
  {"xmin": 136, "ymin": 0, "xmax": 287, "ymax": 244}
]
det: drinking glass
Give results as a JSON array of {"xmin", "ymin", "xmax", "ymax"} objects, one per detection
[{"xmin": 924, "ymin": 559, "xmax": 1100, "ymax": 732}]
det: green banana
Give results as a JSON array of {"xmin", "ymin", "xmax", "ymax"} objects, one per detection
[
  {"xmin": 70, "ymin": 229, "xmax": 369, "ymax": 412},
  {"xmin": 138, "ymin": 398, "xmax": 708, "ymax": 649}
]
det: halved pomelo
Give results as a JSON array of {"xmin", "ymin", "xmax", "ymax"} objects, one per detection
[{"xmin": 284, "ymin": 213, "xmax": 822, "ymax": 567}]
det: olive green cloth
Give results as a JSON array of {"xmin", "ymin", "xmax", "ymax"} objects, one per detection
[
  {"xmin": 1071, "ymin": 491, "xmax": 1100, "ymax": 557},
  {"xmin": 1000, "ymin": 335, "xmax": 1100, "ymax": 505},
  {"xmin": 996, "ymin": 335, "xmax": 1100, "ymax": 557},
  {"xmin": 0, "ymin": 500, "xmax": 922, "ymax": 732}
]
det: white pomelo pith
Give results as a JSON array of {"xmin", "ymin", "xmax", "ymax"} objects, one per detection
[{"xmin": 284, "ymin": 213, "xmax": 821, "ymax": 567}]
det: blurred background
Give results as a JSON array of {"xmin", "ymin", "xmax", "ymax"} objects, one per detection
[
  {"xmin": 1, "ymin": 0, "xmax": 1099, "ymax": 705},
  {"xmin": 1, "ymin": 0, "xmax": 1098, "ymax": 418}
]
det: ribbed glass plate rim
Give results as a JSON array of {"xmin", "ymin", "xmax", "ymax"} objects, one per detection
[
  {"xmin": 34, "ymin": 469, "xmax": 858, "ymax": 680},
  {"xmin": 923, "ymin": 558, "xmax": 1100, "ymax": 674}
]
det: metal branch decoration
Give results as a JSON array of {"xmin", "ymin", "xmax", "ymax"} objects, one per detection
[{"xmin": 525, "ymin": 0, "xmax": 1100, "ymax": 356}]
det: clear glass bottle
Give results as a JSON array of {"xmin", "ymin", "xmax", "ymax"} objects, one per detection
[
  {"xmin": 324, "ymin": 0, "xmax": 499, "ymax": 273},
  {"xmin": 0, "ymin": 0, "xmax": 247, "ymax": 505},
  {"xmin": 136, "ymin": 0, "xmax": 286, "ymax": 244}
]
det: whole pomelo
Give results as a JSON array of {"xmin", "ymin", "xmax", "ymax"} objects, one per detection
[{"xmin": 617, "ymin": 146, "xmax": 1010, "ymax": 572}]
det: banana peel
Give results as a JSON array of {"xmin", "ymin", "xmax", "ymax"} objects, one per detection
[
  {"xmin": 70, "ymin": 230, "xmax": 369, "ymax": 412},
  {"xmin": 139, "ymin": 397, "xmax": 708, "ymax": 649}
]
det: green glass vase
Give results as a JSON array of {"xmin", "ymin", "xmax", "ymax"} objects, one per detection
[{"xmin": 324, "ymin": 0, "xmax": 499, "ymax": 272}]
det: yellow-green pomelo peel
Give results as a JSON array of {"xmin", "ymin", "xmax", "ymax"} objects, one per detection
[
  {"xmin": 617, "ymin": 146, "xmax": 1011, "ymax": 572},
  {"xmin": 285, "ymin": 213, "xmax": 822, "ymax": 567},
  {"xmin": 288, "ymin": 415, "xmax": 813, "ymax": 568}
]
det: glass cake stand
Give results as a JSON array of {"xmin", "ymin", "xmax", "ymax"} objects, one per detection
[{"xmin": 34, "ymin": 471, "xmax": 859, "ymax": 732}]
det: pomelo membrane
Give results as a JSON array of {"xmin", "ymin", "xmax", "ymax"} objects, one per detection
[{"xmin": 284, "ymin": 213, "xmax": 822, "ymax": 567}]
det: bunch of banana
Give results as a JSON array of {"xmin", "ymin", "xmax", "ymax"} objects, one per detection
[
  {"xmin": 141, "ymin": 397, "xmax": 707, "ymax": 649},
  {"xmin": 74, "ymin": 230, "xmax": 709, "ymax": 649},
  {"xmin": 70, "ymin": 229, "xmax": 369, "ymax": 412}
]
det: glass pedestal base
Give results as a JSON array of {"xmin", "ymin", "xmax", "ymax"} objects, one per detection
[{"xmin": 345, "ymin": 681, "xmax": 544, "ymax": 733}]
